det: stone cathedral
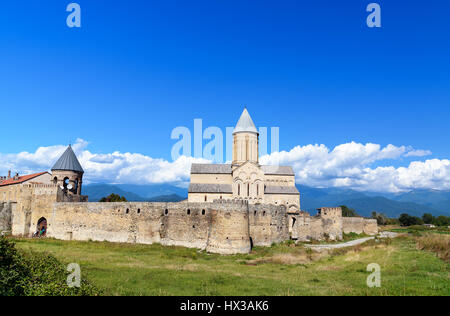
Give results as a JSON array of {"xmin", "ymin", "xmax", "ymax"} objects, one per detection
[{"xmin": 188, "ymin": 108, "xmax": 300, "ymax": 213}]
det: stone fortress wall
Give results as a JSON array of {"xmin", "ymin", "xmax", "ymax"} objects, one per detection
[
  {"xmin": 291, "ymin": 207, "xmax": 377, "ymax": 242},
  {"xmin": 3, "ymin": 183, "xmax": 377, "ymax": 255},
  {"xmin": 0, "ymin": 201, "xmax": 14, "ymax": 233},
  {"xmin": 342, "ymin": 217, "xmax": 378, "ymax": 235},
  {"xmin": 1, "ymin": 181, "xmax": 378, "ymax": 254},
  {"xmin": 7, "ymin": 188, "xmax": 289, "ymax": 254}
]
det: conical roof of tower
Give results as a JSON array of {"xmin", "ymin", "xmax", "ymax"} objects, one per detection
[
  {"xmin": 51, "ymin": 145, "xmax": 84, "ymax": 173},
  {"xmin": 233, "ymin": 108, "xmax": 258, "ymax": 134}
]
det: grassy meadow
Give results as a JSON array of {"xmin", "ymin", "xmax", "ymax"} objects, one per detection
[{"xmin": 11, "ymin": 234, "xmax": 450, "ymax": 296}]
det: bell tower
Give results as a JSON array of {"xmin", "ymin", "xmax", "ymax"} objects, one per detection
[
  {"xmin": 51, "ymin": 145, "xmax": 84, "ymax": 195},
  {"xmin": 232, "ymin": 108, "xmax": 259, "ymax": 167}
]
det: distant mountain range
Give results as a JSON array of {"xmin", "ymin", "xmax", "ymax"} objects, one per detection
[
  {"xmin": 297, "ymin": 185, "xmax": 450, "ymax": 217},
  {"xmin": 83, "ymin": 184, "xmax": 186, "ymax": 203},
  {"xmin": 83, "ymin": 183, "xmax": 450, "ymax": 218}
]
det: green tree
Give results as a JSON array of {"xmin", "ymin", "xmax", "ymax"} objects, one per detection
[
  {"xmin": 385, "ymin": 217, "xmax": 399, "ymax": 225},
  {"xmin": 340, "ymin": 205, "xmax": 358, "ymax": 217},
  {"xmin": 99, "ymin": 193, "xmax": 127, "ymax": 202},
  {"xmin": 422, "ymin": 213, "xmax": 434, "ymax": 224},
  {"xmin": 433, "ymin": 215, "xmax": 450, "ymax": 227},
  {"xmin": 372, "ymin": 212, "xmax": 388, "ymax": 225},
  {"xmin": 412, "ymin": 216, "xmax": 424, "ymax": 225},
  {"xmin": 399, "ymin": 213, "xmax": 423, "ymax": 226}
]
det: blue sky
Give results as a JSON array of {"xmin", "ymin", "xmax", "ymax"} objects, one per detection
[{"xmin": 1, "ymin": 1, "xmax": 449, "ymax": 191}]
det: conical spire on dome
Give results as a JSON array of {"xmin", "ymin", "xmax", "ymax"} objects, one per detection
[
  {"xmin": 233, "ymin": 108, "xmax": 258, "ymax": 134},
  {"xmin": 51, "ymin": 145, "xmax": 84, "ymax": 173}
]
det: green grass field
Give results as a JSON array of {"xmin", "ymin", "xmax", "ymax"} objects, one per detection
[{"xmin": 11, "ymin": 235, "xmax": 449, "ymax": 296}]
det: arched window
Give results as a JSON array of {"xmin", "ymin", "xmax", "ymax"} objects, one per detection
[
  {"xmin": 204, "ymin": 195, "xmax": 207, "ymax": 202},
  {"xmin": 247, "ymin": 183, "xmax": 250, "ymax": 197},
  {"xmin": 238, "ymin": 184, "xmax": 240, "ymax": 196},
  {"xmin": 63, "ymin": 177, "xmax": 69, "ymax": 190}
]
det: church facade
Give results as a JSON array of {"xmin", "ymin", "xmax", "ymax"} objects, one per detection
[{"xmin": 188, "ymin": 109, "xmax": 300, "ymax": 214}]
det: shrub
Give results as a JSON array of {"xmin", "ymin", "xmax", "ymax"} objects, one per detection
[
  {"xmin": 415, "ymin": 234, "xmax": 450, "ymax": 262},
  {"xmin": 0, "ymin": 236, "xmax": 30, "ymax": 295},
  {"xmin": 0, "ymin": 236, "xmax": 101, "ymax": 296}
]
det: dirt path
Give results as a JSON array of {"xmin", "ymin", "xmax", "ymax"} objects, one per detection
[{"xmin": 305, "ymin": 232, "xmax": 399, "ymax": 252}]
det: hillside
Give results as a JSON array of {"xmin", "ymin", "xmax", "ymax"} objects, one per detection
[{"xmin": 390, "ymin": 190, "xmax": 450, "ymax": 214}]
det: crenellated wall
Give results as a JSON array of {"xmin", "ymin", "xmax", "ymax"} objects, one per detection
[
  {"xmin": 14, "ymin": 198, "xmax": 255, "ymax": 254},
  {"xmin": 8, "ymin": 184, "xmax": 378, "ymax": 254},
  {"xmin": 292, "ymin": 207, "xmax": 377, "ymax": 242}
]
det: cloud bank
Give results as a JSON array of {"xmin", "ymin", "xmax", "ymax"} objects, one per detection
[
  {"xmin": 0, "ymin": 139, "xmax": 449, "ymax": 193},
  {"xmin": 260, "ymin": 142, "xmax": 449, "ymax": 192}
]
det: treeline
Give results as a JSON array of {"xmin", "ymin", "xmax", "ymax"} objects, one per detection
[
  {"xmin": 340, "ymin": 205, "xmax": 450, "ymax": 227},
  {"xmin": 99, "ymin": 193, "xmax": 127, "ymax": 202},
  {"xmin": 398, "ymin": 213, "xmax": 450, "ymax": 227}
]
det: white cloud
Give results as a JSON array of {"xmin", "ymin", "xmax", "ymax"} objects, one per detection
[
  {"xmin": 1, "ymin": 139, "xmax": 447, "ymax": 193},
  {"xmin": 0, "ymin": 138, "xmax": 209, "ymax": 186},
  {"xmin": 260, "ymin": 142, "xmax": 449, "ymax": 193},
  {"xmin": 404, "ymin": 149, "xmax": 433, "ymax": 157}
]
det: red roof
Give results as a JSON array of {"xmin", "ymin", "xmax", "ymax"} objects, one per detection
[{"xmin": 0, "ymin": 172, "xmax": 49, "ymax": 187}]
